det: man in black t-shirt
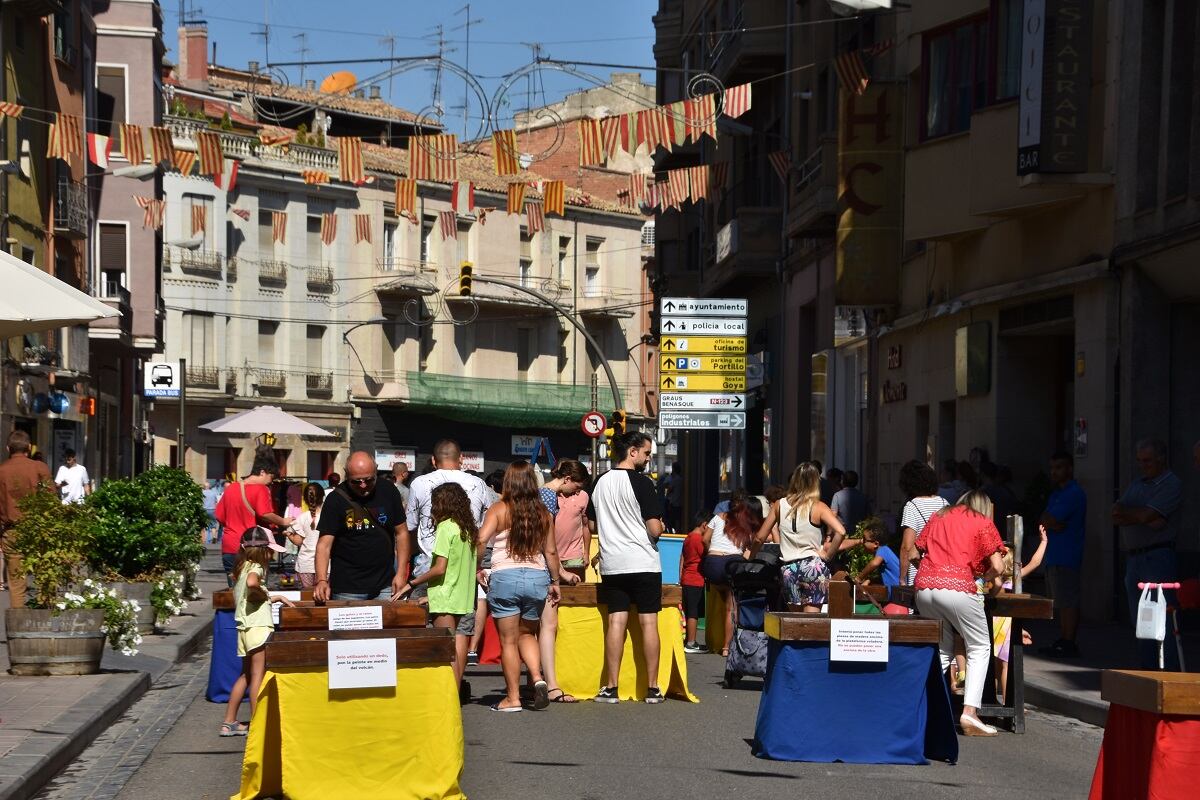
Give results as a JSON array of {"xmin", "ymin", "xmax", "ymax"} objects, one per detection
[{"xmin": 314, "ymin": 451, "xmax": 411, "ymax": 602}]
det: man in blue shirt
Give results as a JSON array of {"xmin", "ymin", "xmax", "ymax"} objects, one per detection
[
  {"xmin": 1038, "ymin": 452, "xmax": 1086, "ymax": 657},
  {"xmin": 1112, "ymin": 439, "xmax": 1184, "ymax": 671}
]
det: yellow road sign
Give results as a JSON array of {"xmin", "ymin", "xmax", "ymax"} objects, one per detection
[
  {"xmin": 659, "ymin": 336, "xmax": 746, "ymax": 354},
  {"xmin": 660, "ymin": 373, "xmax": 747, "ymax": 392},
  {"xmin": 661, "ymin": 355, "xmax": 746, "ymax": 373}
]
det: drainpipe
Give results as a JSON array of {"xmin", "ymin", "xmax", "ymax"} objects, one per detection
[
  {"xmin": 1, "ymin": 11, "xmax": 9, "ymax": 251},
  {"xmin": 774, "ymin": 0, "xmax": 795, "ymax": 476}
]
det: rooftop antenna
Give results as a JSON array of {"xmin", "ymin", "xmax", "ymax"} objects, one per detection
[
  {"xmin": 294, "ymin": 32, "xmax": 310, "ymax": 83},
  {"xmin": 379, "ymin": 34, "xmax": 396, "ymax": 98},
  {"xmin": 250, "ymin": 0, "xmax": 270, "ymax": 66},
  {"xmin": 520, "ymin": 42, "xmax": 543, "ymax": 134},
  {"xmin": 453, "ymin": 6, "xmax": 482, "ymax": 138},
  {"xmin": 178, "ymin": 0, "xmax": 205, "ymax": 27},
  {"xmin": 424, "ymin": 24, "xmax": 457, "ymax": 118}
]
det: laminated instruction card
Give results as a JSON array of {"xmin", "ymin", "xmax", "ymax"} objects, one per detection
[
  {"xmin": 327, "ymin": 637, "xmax": 398, "ymax": 690},
  {"xmin": 829, "ymin": 618, "xmax": 889, "ymax": 663},
  {"xmin": 327, "ymin": 605, "xmax": 384, "ymax": 630},
  {"xmin": 270, "ymin": 591, "xmax": 303, "ymax": 626}
]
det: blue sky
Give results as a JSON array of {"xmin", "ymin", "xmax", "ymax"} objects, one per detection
[{"xmin": 166, "ymin": 0, "xmax": 659, "ymax": 136}]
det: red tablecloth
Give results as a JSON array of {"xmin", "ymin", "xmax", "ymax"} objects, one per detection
[
  {"xmin": 479, "ymin": 615, "xmax": 501, "ymax": 665},
  {"xmin": 1089, "ymin": 703, "xmax": 1200, "ymax": 799}
]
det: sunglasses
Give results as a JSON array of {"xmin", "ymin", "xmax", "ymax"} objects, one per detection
[{"xmin": 348, "ymin": 476, "xmax": 376, "ymax": 486}]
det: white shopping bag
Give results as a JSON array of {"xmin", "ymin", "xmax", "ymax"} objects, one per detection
[{"xmin": 1135, "ymin": 584, "xmax": 1167, "ymax": 642}]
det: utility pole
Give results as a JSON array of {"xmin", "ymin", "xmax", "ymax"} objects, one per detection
[
  {"xmin": 590, "ymin": 373, "xmax": 599, "ymax": 477},
  {"xmin": 177, "ymin": 357, "xmax": 187, "ymax": 471}
]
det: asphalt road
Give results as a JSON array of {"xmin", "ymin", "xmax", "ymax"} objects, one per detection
[{"xmin": 28, "ymin": 642, "xmax": 1104, "ymax": 800}]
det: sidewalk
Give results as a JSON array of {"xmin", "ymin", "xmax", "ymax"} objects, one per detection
[{"xmin": 0, "ymin": 546, "xmax": 225, "ymax": 800}]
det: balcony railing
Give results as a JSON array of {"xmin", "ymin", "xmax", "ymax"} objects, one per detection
[
  {"xmin": 226, "ymin": 257, "xmax": 238, "ymax": 281},
  {"xmin": 258, "ymin": 260, "xmax": 288, "ymax": 286},
  {"xmin": 164, "ymin": 116, "xmax": 339, "ymax": 174},
  {"xmin": 54, "ymin": 176, "xmax": 88, "ymax": 239},
  {"xmin": 175, "ymin": 249, "xmax": 224, "ymax": 278},
  {"xmin": 306, "ymin": 266, "xmax": 334, "ymax": 292},
  {"xmin": 254, "ymin": 368, "xmax": 286, "ymax": 394},
  {"xmin": 186, "ymin": 365, "xmax": 219, "ymax": 388},
  {"xmin": 375, "ymin": 257, "xmax": 421, "ymax": 275},
  {"xmin": 306, "ymin": 373, "xmax": 333, "ymax": 396}
]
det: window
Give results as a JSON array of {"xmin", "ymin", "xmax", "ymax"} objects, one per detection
[
  {"xmin": 20, "ymin": 246, "xmax": 35, "ymax": 266},
  {"xmin": 420, "ymin": 215, "xmax": 435, "ymax": 267},
  {"xmin": 456, "ymin": 220, "xmax": 471, "ymax": 267},
  {"xmin": 257, "ymin": 320, "xmax": 277, "ymax": 364},
  {"xmin": 519, "ymin": 227, "xmax": 533, "ymax": 287},
  {"xmin": 306, "ymin": 325, "xmax": 325, "ymax": 370},
  {"xmin": 95, "ymin": 66, "xmax": 126, "ymax": 138},
  {"xmin": 990, "ymin": 0, "xmax": 1021, "ymax": 101},
  {"xmin": 383, "ymin": 220, "xmax": 398, "ymax": 269},
  {"xmin": 557, "ymin": 236, "xmax": 570, "ymax": 285},
  {"xmin": 517, "ymin": 328, "xmax": 534, "ymax": 380},
  {"xmin": 307, "ymin": 198, "xmax": 332, "ymax": 265},
  {"xmin": 97, "ymin": 223, "xmax": 127, "ymax": 294},
  {"xmin": 584, "ymin": 237, "xmax": 602, "ymax": 297},
  {"xmin": 257, "ymin": 211, "xmax": 275, "ymax": 258},
  {"xmin": 53, "ymin": 10, "xmax": 75, "ymax": 66},
  {"xmin": 922, "ymin": 16, "xmax": 988, "ymax": 139},
  {"xmin": 183, "ymin": 312, "xmax": 215, "ymax": 367}
]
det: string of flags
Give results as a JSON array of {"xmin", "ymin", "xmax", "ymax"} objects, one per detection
[
  {"xmin": 354, "ymin": 213, "xmax": 372, "ymax": 245},
  {"xmin": 319, "ymin": 212, "xmax": 337, "ymax": 246},
  {"xmin": 133, "ymin": 196, "xmax": 164, "ymax": 230},
  {"xmin": 834, "ymin": 39, "xmax": 894, "ymax": 96}
]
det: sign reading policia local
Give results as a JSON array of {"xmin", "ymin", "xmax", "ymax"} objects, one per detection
[{"xmin": 659, "ymin": 298, "xmax": 747, "ymax": 430}]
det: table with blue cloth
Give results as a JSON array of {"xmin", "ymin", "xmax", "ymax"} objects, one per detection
[
  {"xmin": 206, "ymin": 588, "xmax": 314, "ymax": 703},
  {"xmin": 753, "ymin": 609, "xmax": 958, "ymax": 765}
]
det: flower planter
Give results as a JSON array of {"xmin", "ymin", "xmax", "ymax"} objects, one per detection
[
  {"xmin": 5, "ymin": 608, "xmax": 105, "ymax": 676},
  {"xmin": 112, "ymin": 581, "xmax": 157, "ymax": 634}
]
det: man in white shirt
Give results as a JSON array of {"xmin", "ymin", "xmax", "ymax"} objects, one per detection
[
  {"xmin": 55, "ymin": 449, "xmax": 90, "ymax": 505},
  {"xmin": 587, "ymin": 431, "xmax": 666, "ymax": 704},
  {"xmin": 405, "ymin": 440, "xmax": 493, "ymax": 600}
]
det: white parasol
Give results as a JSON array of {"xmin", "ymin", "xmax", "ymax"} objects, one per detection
[
  {"xmin": 199, "ymin": 405, "xmax": 336, "ymax": 437},
  {"xmin": 0, "ymin": 249, "xmax": 120, "ymax": 338}
]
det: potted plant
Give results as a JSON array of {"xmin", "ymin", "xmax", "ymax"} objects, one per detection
[
  {"xmin": 87, "ymin": 466, "xmax": 206, "ymax": 632},
  {"xmin": 5, "ymin": 488, "xmax": 141, "ymax": 675}
]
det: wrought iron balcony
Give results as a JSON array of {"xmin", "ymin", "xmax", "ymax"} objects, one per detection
[
  {"xmin": 186, "ymin": 365, "xmax": 219, "ymax": 388},
  {"xmin": 53, "ymin": 176, "xmax": 88, "ymax": 239},
  {"xmin": 175, "ymin": 249, "xmax": 224, "ymax": 278},
  {"xmin": 306, "ymin": 266, "xmax": 334, "ymax": 292},
  {"xmin": 254, "ymin": 368, "xmax": 287, "ymax": 394},
  {"xmin": 306, "ymin": 373, "xmax": 333, "ymax": 397},
  {"xmin": 258, "ymin": 260, "xmax": 288, "ymax": 286}
]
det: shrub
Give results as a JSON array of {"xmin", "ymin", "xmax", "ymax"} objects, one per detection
[{"xmin": 10, "ymin": 486, "xmax": 97, "ymax": 608}]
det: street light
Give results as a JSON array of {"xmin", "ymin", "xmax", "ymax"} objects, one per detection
[{"xmin": 342, "ymin": 317, "xmax": 388, "ymax": 384}]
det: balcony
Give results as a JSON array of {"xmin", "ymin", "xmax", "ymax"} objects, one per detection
[
  {"xmin": 174, "ymin": 248, "xmax": 224, "ymax": 279},
  {"xmin": 373, "ymin": 259, "xmax": 438, "ymax": 298},
  {"xmin": 89, "ymin": 282, "xmax": 132, "ymax": 340},
  {"xmin": 186, "ymin": 365, "xmax": 220, "ymax": 388},
  {"xmin": 577, "ymin": 283, "xmax": 638, "ymax": 318},
  {"xmin": 253, "ymin": 368, "xmax": 286, "ymax": 395},
  {"xmin": 705, "ymin": 3, "xmax": 785, "ymax": 83},
  {"xmin": 22, "ymin": 344, "xmax": 60, "ymax": 368},
  {"xmin": 788, "ymin": 137, "xmax": 838, "ymax": 238},
  {"xmin": 258, "ymin": 260, "xmax": 288, "ymax": 286},
  {"xmin": 306, "ymin": 266, "xmax": 334, "ymax": 293},
  {"xmin": 703, "ymin": 207, "xmax": 782, "ymax": 294},
  {"xmin": 306, "ymin": 373, "xmax": 333, "ymax": 398},
  {"xmin": 53, "ymin": 176, "xmax": 88, "ymax": 239},
  {"xmin": 226, "ymin": 257, "xmax": 238, "ymax": 282}
]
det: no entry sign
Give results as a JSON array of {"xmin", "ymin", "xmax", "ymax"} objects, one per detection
[{"xmin": 581, "ymin": 411, "xmax": 607, "ymax": 438}]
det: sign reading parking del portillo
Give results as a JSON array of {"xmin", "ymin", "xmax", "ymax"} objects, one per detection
[
  {"xmin": 659, "ymin": 298, "xmax": 747, "ymax": 430},
  {"xmin": 144, "ymin": 361, "xmax": 181, "ymax": 398}
]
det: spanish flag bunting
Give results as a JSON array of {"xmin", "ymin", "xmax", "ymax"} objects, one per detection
[
  {"xmin": 133, "ymin": 196, "xmax": 164, "ymax": 229},
  {"xmin": 271, "ymin": 211, "xmax": 287, "ymax": 244},
  {"xmin": 492, "ymin": 129, "xmax": 520, "ymax": 176},
  {"xmin": 685, "ymin": 94, "xmax": 717, "ymax": 142},
  {"xmin": 259, "ymin": 130, "xmax": 293, "ymax": 147},
  {"xmin": 394, "ymin": 178, "xmax": 417, "ymax": 216},
  {"xmin": 0, "ymin": 102, "xmax": 22, "ymax": 118},
  {"xmin": 579, "ymin": 118, "xmax": 604, "ymax": 167},
  {"xmin": 543, "ymin": 180, "xmax": 565, "ymax": 217},
  {"xmin": 506, "ymin": 182, "xmax": 526, "ymax": 215},
  {"xmin": 409, "ymin": 133, "xmax": 458, "ymax": 182},
  {"xmin": 599, "ymin": 115, "xmax": 623, "ymax": 159},
  {"xmin": 666, "ymin": 169, "xmax": 689, "ymax": 208},
  {"xmin": 120, "ymin": 123, "xmax": 145, "ymax": 165},
  {"xmin": 195, "ymin": 130, "xmax": 224, "ymax": 176},
  {"xmin": 47, "ymin": 113, "xmax": 82, "ymax": 161},
  {"xmin": 438, "ymin": 210, "xmax": 457, "ymax": 240},
  {"xmin": 191, "ymin": 203, "xmax": 206, "ymax": 235},
  {"xmin": 628, "ymin": 173, "xmax": 648, "ymax": 207},
  {"xmin": 337, "ymin": 136, "xmax": 364, "ymax": 184},
  {"xmin": 667, "ymin": 100, "xmax": 688, "ymax": 146},
  {"xmin": 451, "ymin": 181, "xmax": 475, "ymax": 213}
]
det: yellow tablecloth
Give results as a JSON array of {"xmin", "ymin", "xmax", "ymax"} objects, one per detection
[
  {"xmin": 705, "ymin": 585, "xmax": 728, "ymax": 650},
  {"xmin": 233, "ymin": 664, "xmax": 465, "ymax": 800},
  {"xmin": 554, "ymin": 605, "xmax": 698, "ymax": 703}
]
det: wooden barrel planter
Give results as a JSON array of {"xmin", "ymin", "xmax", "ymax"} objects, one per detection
[
  {"xmin": 5, "ymin": 608, "xmax": 106, "ymax": 676},
  {"xmin": 112, "ymin": 581, "xmax": 157, "ymax": 634}
]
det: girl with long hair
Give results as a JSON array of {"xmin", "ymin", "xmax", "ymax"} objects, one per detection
[
  {"xmin": 476, "ymin": 461, "xmax": 564, "ymax": 712},
  {"xmin": 537, "ymin": 459, "xmax": 590, "ymax": 703},
  {"xmin": 702, "ymin": 489, "xmax": 761, "ymax": 656},
  {"xmin": 286, "ymin": 482, "xmax": 324, "ymax": 588},
  {"xmin": 753, "ymin": 462, "xmax": 846, "ymax": 612}
]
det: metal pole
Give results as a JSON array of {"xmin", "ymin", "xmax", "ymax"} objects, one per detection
[
  {"xmin": 1012, "ymin": 515, "xmax": 1024, "ymax": 594},
  {"xmin": 177, "ymin": 357, "xmax": 186, "ymax": 470},
  {"xmin": 590, "ymin": 373, "xmax": 598, "ymax": 477}
]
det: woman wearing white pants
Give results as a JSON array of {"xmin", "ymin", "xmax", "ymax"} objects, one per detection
[{"xmin": 914, "ymin": 491, "xmax": 1006, "ymax": 736}]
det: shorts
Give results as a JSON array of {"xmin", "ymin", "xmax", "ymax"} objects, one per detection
[
  {"xmin": 561, "ymin": 557, "xmax": 586, "ymax": 569},
  {"xmin": 682, "ymin": 584, "xmax": 705, "ymax": 619},
  {"xmin": 782, "ymin": 556, "xmax": 831, "ymax": 607},
  {"xmin": 599, "ymin": 571, "xmax": 662, "ymax": 615},
  {"xmin": 487, "ymin": 567, "xmax": 549, "ymax": 621},
  {"xmin": 237, "ymin": 626, "xmax": 272, "ymax": 657},
  {"xmin": 296, "ymin": 572, "xmax": 317, "ymax": 588},
  {"xmin": 701, "ymin": 553, "xmax": 744, "ymax": 585},
  {"xmin": 430, "ymin": 611, "xmax": 476, "ymax": 637},
  {"xmin": 1045, "ymin": 565, "xmax": 1081, "ymax": 610}
]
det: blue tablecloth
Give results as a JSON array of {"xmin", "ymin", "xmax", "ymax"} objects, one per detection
[
  {"xmin": 206, "ymin": 608, "xmax": 244, "ymax": 703},
  {"xmin": 752, "ymin": 639, "xmax": 958, "ymax": 765}
]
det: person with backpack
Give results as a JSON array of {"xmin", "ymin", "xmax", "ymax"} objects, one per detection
[{"xmin": 214, "ymin": 445, "xmax": 294, "ymax": 587}]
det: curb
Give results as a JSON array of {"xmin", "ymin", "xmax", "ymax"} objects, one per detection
[{"xmin": 1024, "ymin": 678, "xmax": 1110, "ymax": 728}]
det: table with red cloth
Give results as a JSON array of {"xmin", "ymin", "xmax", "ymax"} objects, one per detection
[{"xmin": 1088, "ymin": 670, "xmax": 1200, "ymax": 800}]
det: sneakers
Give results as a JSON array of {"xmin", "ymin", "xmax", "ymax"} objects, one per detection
[
  {"xmin": 459, "ymin": 680, "xmax": 471, "ymax": 704},
  {"xmin": 466, "ymin": 650, "xmax": 479, "ymax": 666},
  {"xmin": 593, "ymin": 686, "xmax": 620, "ymax": 704},
  {"xmin": 644, "ymin": 687, "xmax": 665, "ymax": 704},
  {"xmin": 1038, "ymin": 639, "xmax": 1080, "ymax": 658},
  {"xmin": 683, "ymin": 641, "xmax": 706, "ymax": 654}
]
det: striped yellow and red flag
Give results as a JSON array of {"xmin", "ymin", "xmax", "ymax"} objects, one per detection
[
  {"xmin": 173, "ymin": 150, "xmax": 196, "ymax": 175},
  {"xmin": 271, "ymin": 211, "xmax": 287, "ymax": 244},
  {"xmin": 195, "ymin": 130, "xmax": 224, "ymax": 176},
  {"xmin": 492, "ymin": 129, "xmax": 520, "ymax": 176},
  {"xmin": 685, "ymin": 94, "xmax": 717, "ymax": 142},
  {"xmin": 133, "ymin": 196, "xmax": 164, "ymax": 229},
  {"xmin": 723, "ymin": 83, "xmax": 752, "ymax": 118},
  {"xmin": 149, "ymin": 127, "xmax": 175, "ymax": 165},
  {"xmin": 191, "ymin": 203, "xmax": 206, "ymax": 235},
  {"xmin": 506, "ymin": 182, "xmax": 526, "ymax": 215},
  {"xmin": 302, "ymin": 169, "xmax": 330, "ymax": 185},
  {"xmin": 409, "ymin": 133, "xmax": 458, "ymax": 182},
  {"xmin": 543, "ymin": 180, "xmax": 565, "ymax": 217},
  {"xmin": 438, "ymin": 210, "xmax": 457, "ymax": 240},
  {"xmin": 628, "ymin": 173, "xmax": 648, "ymax": 208},
  {"xmin": 259, "ymin": 130, "xmax": 293, "ymax": 147},
  {"xmin": 353, "ymin": 213, "xmax": 372, "ymax": 244},
  {"xmin": 526, "ymin": 201, "xmax": 545, "ymax": 234},
  {"xmin": 47, "ymin": 113, "xmax": 82, "ymax": 160},
  {"xmin": 599, "ymin": 115, "xmax": 623, "ymax": 159},
  {"xmin": 666, "ymin": 169, "xmax": 689, "ymax": 208},
  {"xmin": 394, "ymin": 178, "xmax": 417, "ymax": 216},
  {"xmin": 637, "ymin": 107, "xmax": 673, "ymax": 153},
  {"xmin": 0, "ymin": 102, "xmax": 23, "ymax": 118},
  {"xmin": 120, "ymin": 123, "xmax": 145, "ymax": 164},
  {"xmin": 320, "ymin": 212, "xmax": 337, "ymax": 246},
  {"xmin": 579, "ymin": 119, "xmax": 604, "ymax": 166},
  {"xmin": 337, "ymin": 136, "xmax": 364, "ymax": 184},
  {"xmin": 688, "ymin": 165, "xmax": 709, "ymax": 202}
]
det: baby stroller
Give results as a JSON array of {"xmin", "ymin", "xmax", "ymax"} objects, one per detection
[{"xmin": 722, "ymin": 550, "xmax": 783, "ymax": 689}]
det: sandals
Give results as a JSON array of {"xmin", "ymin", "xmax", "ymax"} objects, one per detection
[
  {"xmin": 490, "ymin": 703, "xmax": 523, "ymax": 713},
  {"xmin": 219, "ymin": 721, "xmax": 249, "ymax": 737},
  {"xmin": 532, "ymin": 680, "xmax": 550, "ymax": 710},
  {"xmin": 720, "ymin": 648, "xmax": 730, "ymax": 658},
  {"xmin": 547, "ymin": 688, "xmax": 578, "ymax": 703}
]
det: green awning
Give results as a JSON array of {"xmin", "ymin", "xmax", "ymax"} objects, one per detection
[{"xmin": 401, "ymin": 371, "xmax": 595, "ymax": 429}]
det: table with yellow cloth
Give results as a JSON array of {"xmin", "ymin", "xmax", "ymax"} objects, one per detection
[{"xmin": 233, "ymin": 664, "xmax": 465, "ymax": 800}]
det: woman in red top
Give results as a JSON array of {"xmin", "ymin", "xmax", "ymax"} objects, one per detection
[
  {"xmin": 214, "ymin": 447, "xmax": 294, "ymax": 586},
  {"xmin": 914, "ymin": 490, "xmax": 1006, "ymax": 736}
]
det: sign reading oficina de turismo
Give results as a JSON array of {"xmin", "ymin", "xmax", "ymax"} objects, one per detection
[
  {"xmin": 143, "ymin": 361, "xmax": 181, "ymax": 398},
  {"xmin": 658, "ymin": 298, "xmax": 747, "ymax": 430}
]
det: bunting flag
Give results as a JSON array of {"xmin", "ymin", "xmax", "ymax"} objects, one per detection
[
  {"xmin": 47, "ymin": 113, "xmax": 81, "ymax": 160},
  {"xmin": 354, "ymin": 213, "xmax": 372, "ymax": 244},
  {"xmin": 579, "ymin": 118, "xmax": 605, "ymax": 166},
  {"xmin": 768, "ymin": 151, "xmax": 792, "ymax": 183},
  {"xmin": 666, "ymin": 169, "xmax": 689, "ymax": 208},
  {"xmin": 688, "ymin": 165, "xmax": 710, "ymax": 202},
  {"xmin": 302, "ymin": 169, "xmax": 330, "ymax": 185},
  {"xmin": 191, "ymin": 204, "xmax": 206, "ymax": 236},
  {"xmin": 637, "ymin": 107, "xmax": 673, "ymax": 153},
  {"xmin": 173, "ymin": 149, "xmax": 196, "ymax": 175},
  {"xmin": 119, "ymin": 123, "xmax": 145, "ymax": 164},
  {"xmin": 272, "ymin": 211, "xmax": 287, "ymax": 244},
  {"xmin": 133, "ymin": 196, "xmax": 164, "ymax": 229},
  {"xmin": 723, "ymin": 83, "xmax": 752, "ymax": 119},
  {"xmin": 526, "ymin": 201, "xmax": 545, "ymax": 234},
  {"xmin": 684, "ymin": 94, "xmax": 717, "ymax": 142},
  {"xmin": 628, "ymin": 173, "xmax": 648, "ymax": 208},
  {"xmin": 86, "ymin": 133, "xmax": 111, "ymax": 169},
  {"xmin": 599, "ymin": 115, "xmax": 623, "ymax": 159},
  {"xmin": 864, "ymin": 39, "xmax": 895, "ymax": 57},
  {"xmin": 215, "ymin": 160, "xmax": 239, "ymax": 193},
  {"xmin": 543, "ymin": 180, "xmax": 565, "ymax": 217},
  {"xmin": 835, "ymin": 50, "xmax": 870, "ymax": 96},
  {"xmin": 506, "ymin": 182, "xmax": 526, "ymax": 215},
  {"xmin": 649, "ymin": 181, "xmax": 668, "ymax": 211},
  {"xmin": 394, "ymin": 178, "xmax": 417, "ymax": 216},
  {"xmin": 337, "ymin": 136, "xmax": 364, "ymax": 184},
  {"xmin": 408, "ymin": 133, "xmax": 458, "ymax": 182},
  {"xmin": 0, "ymin": 102, "xmax": 23, "ymax": 118},
  {"xmin": 667, "ymin": 100, "xmax": 688, "ymax": 146},
  {"xmin": 438, "ymin": 210, "xmax": 457, "ymax": 240},
  {"xmin": 259, "ymin": 130, "xmax": 293, "ymax": 147},
  {"xmin": 230, "ymin": 207, "xmax": 251, "ymax": 222},
  {"xmin": 195, "ymin": 130, "xmax": 224, "ymax": 176},
  {"xmin": 491, "ymin": 129, "xmax": 521, "ymax": 176},
  {"xmin": 320, "ymin": 212, "xmax": 337, "ymax": 246},
  {"xmin": 709, "ymin": 162, "xmax": 729, "ymax": 191},
  {"xmin": 149, "ymin": 126, "xmax": 175, "ymax": 165},
  {"xmin": 451, "ymin": 181, "xmax": 475, "ymax": 213}
]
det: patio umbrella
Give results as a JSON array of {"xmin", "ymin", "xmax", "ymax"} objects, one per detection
[
  {"xmin": 199, "ymin": 405, "xmax": 336, "ymax": 437},
  {"xmin": 0, "ymin": 249, "xmax": 120, "ymax": 337}
]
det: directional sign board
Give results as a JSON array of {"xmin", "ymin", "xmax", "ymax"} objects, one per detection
[
  {"xmin": 660, "ymin": 411, "xmax": 746, "ymax": 430},
  {"xmin": 657, "ymin": 297, "xmax": 748, "ymax": 429},
  {"xmin": 661, "ymin": 298, "xmax": 748, "ymax": 316},
  {"xmin": 661, "ymin": 373, "xmax": 747, "ymax": 392},
  {"xmin": 661, "ymin": 355, "xmax": 746, "ymax": 373},
  {"xmin": 660, "ymin": 317, "xmax": 747, "ymax": 336},
  {"xmin": 659, "ymin": 336, "xmax": 746, "ymax": 354},
  {"xmin": 660, "ymin": 393, "xmax": 746, "ymax": 411}
]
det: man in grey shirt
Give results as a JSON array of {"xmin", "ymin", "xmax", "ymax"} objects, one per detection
[
  {"xmin": 831, "ymin": 470, "xmax": 868, "ymax": 535},
  {"xmin": 1112, "ymin": 438, "xmax": 1183, "ymax": 670}
]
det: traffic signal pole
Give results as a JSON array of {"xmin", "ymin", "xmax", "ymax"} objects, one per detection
[{"xmin": 590, "ymin": 373, "xmax": 599, "ymax": 475}]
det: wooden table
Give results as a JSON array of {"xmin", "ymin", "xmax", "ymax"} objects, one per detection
[
  {"xmin": 276, "ymin": 602, "xmax": 426, "ymax": 630},
  {"xmin": 979, "ymin": 593, "xmax": 1052, "ymax": 733},
  {"xmin": 211, "ymin": 588, "xmax": 314, "ymax": 610},
  {"xmin": 556, "ymin": 582, "xmax": 682, "ymax": 607}
]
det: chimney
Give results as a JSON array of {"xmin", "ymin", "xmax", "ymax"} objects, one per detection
[
  {"xmin": 353, "ymin": 89, "xmax": 365, "ymax": 98},
  {"xmin": 178, "ymin": 25, "xmax": 209, "ymax": 83},
  {"xmin": 305, "ymin": 79, "xmax": 316, "ymax": 90},
  {"xmin": 369, "ymin": 85, "xmax": 381, "ymax": 100}
]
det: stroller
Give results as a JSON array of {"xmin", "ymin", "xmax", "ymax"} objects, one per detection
[{"xmin": 722, "ymin": 548, "xmax": 783, "ymax": 689}]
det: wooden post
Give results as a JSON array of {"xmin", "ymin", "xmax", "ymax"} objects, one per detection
[{"xmin": 827, "ymin": 580, "xmax": 853, "ymax": 618}]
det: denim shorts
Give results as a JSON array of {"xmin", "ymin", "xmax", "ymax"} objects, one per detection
[{"xmin": 486, "ymin": 567, "xmax": 549, "ymax": 621}]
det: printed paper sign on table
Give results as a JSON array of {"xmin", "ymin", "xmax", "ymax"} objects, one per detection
[
  {"xmin": 327, "ymin": 637, "xmax": 398, "ymax": 690},
  {"xmin": 829, "ymin": 618, "xmax": 889, "ymax": 663},
  {"xmin": 327, "ymin": 605, "xmax": 384, "ymax": 630},
  {"xmin": 270, "ymin": 591, "xmax": 303, "ymax": 626}
]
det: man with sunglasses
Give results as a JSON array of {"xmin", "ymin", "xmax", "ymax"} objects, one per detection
[{"xmin": 313, "ymin": 451, "xmax": 411, "ymax": 602}]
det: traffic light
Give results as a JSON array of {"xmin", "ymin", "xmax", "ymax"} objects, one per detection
[
  {"xmin": 458, "ymin": 261, "xmax": 473, "ymax": 296},
  {"xmin": 603, "ymin": 426, "xmax": 615, "ymax": 453},
  {"xmin": 611, "ymin": 409, "xmax": 627, "ymax": 435}
]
